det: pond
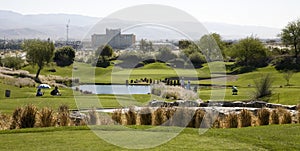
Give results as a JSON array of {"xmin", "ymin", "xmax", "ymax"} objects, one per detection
[{"xmin": 76, "ymin": 84, "xmax": 151, "ymax": 94}]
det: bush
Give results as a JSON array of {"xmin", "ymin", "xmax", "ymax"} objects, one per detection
[
  {"xmin": 155, "ymin": 47, "xmax": 177, "ymax": 63},
  {"xmin": 37, "ymin": 107, "xmax": 55, "ymax": 127},
  {"xmin": 164, "ymin": 108, "xmax": 176, "ymax": 126},
  {"xmin": 270, "ymin": 109, "xmax": 279, "ymax": 124},
  {"xmin": 57, "ymin": 105, "xmax": 70, "ymax": 126},
  {"xmin": 20, "ymin": 105, "xmax": 37, "ymax": 128},
  {"xmin": 239, "ymin": 109, "xmax": 252, "ymax": 127},
  {"xmin": 139, "ymin": 107, "xmax": 152, "ymax": 125},
  {"xmin": 297, "ymin": 104, "xmax": 300, "ymax": 123},
  {"xmin": 194, "ymin": 109, "xmax": 205, "ymax": 128},
  {"xmin": 2, "ymin": 56, "xmax": 24, "ymax": 70},
  {"xmin": 112, "ymin": 109, "xmax": 122, "ymax": 125},
  {"xmin": 226, "ymin": 113, "xmax": 238, "ymax": 128},
  {"xmin": 125, "ymin": 107, "xmax": 137, "ymax": 125},
  {"xmin": 0, "ymin": 114, "xmax": 11, "ymax": 130},
  {"xmin": 257, "ymin": 108, "xmax": 270, "ymax": 125},
  {"xmin": 253, "ymin": 73, "xmax": 273, "ymax": 100},
  {"xmin": 171, "ymin": 108, "xmax": 194, "ymax": 127},
  {"xmin": 153, "ymin": 108, "xmax": 165, "ymax": 126},
  {"xmin": 277, "ymin": 108, "xmax": 292, "ymax": 124},
  {"xmin": 87, "ymin": 109, "xmax": 99, "ymax": 125},
  {"xmin": 10, "ymin": 107, "xmax": 23, "ymax": 129}
]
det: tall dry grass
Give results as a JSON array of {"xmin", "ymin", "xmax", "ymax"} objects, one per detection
[
  {"xmin": 10, "ymin": 107, "xmax": 23, "ymax": 129},
  {"xmin": 0, "ymin": 114, "xmax": 11, "ymax": 130},
  {"xmin": 20, "ymin": 105, "xmax": 37, "ymax": 128},
  {"xmin": 164, "ymin": 108, "xmax": 176, "ymax": 126},
  {"xmin": 171, "ymin": 108, "xmax": 194, "ymax": 127},
  {"xmin": 87, "ymin": 109, "xmax": 99, "ymax": 125},
  {"xmin": 125, "ymin": 107, "xmax": 137, "ymax": 125},
  {"xmin": 57, "ymin": 105, "xmax": 70, "ymax": 126},
  {"xmin": 153, "ymin": 108, "xmax": 165, "ymax": 126},
  {"xmin": 226, "ymin": 113, "xmax": 238, "ymax": 128},
  {"xmin": 37, "ymin": 107, "xmax": 55, "ymax": 127},
  {"xmin": 257, "ymin": 108, "xmax": 270, "ymax": 126},
  {"xmin": 201, "ymin": 110, "xmax": 218, "ymax": 128},
  {"xmin": 270, "ymin": 109, "xmax": 279, "ymax": 124},
  {"xmin": 239, "ymin": 109, "xmax": 252, "ymax": 127},
  {"xmin": 139, "ymin": 107, "xmax": 152, "ymax": 125},
  {"xmin": 277, "ymin": 108, "xmax": 292, "ymax": 124},
  {"xmin": 111, "ymin": 109, "xmax": 122, "ymax": 125},
  {"xmin": 297, "ymin": 104, "xmax": 300, "ymax": 123},
  {"xmin": 194, "ymin": 109, "xmax": 205, "ymax": 128}
]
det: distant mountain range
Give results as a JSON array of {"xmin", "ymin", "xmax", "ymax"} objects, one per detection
[{"xmin": 0, "ymin": 10, "xmax": 281, "ymax": 40}]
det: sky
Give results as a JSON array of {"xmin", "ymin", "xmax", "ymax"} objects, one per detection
[{"xmin": 0, "ymin": 0, "xmax": 299, "ymax": 28}]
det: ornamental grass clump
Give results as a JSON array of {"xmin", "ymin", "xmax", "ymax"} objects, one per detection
[
  {"xmin": 87, "ymin": 108, "xmax": 99, "ymax": 125},
  {"xmin": 257, "ymin": 108, "xmax": 270, "ymax": 126},
  {"xmin": 239, "ymin": 109, "xmax": 252, "ymax": 127},
  {"xmin": 226, "ymin": 113, "xmax": 238, "ymax": 128},
  {"xmin": 37, "ymin": 107, "xmax": 55, "ymax": 127},
  {"xmin": 111, "ymin": 109, "xmax": 122, "ymax": 125},
  {"xmin": 125, "ymin": 107, "xmax": 137, "ymax": 125},
  {"xmin": 0, "ymin": 114, "xmax": 11, "ymax": 130},
  {"xmin": 171, "ymin": 108, "xmax": 194, "ymax": 127},
  {"xmin": 153, "ymin": 107, "xmax": 165, "ymax": 126},
  {"xmin": 270, "ymin": 109, "xmax": 279, "ymax": 124},
  {"xmin": 57, "ymin": 105, "xmax": 70, "ymax": 126},
  {"xmin": 139, "ymin": 107, "xmax": 152, "ymax": 125},
  {"xmin": 194, "ymin": 109, "xmax": 205, "ymax": 128},
  {"xmin": 20, "ymin": 104, "xmax": 37, "ymax": 128},
  {"xmin": 277, "ymin": 108, "xmax": 292, "ymax": 124}
]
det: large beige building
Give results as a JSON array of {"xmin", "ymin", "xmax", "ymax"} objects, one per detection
[{"xmin": 91, "ymin": 29, "xmax": 136, "ymax": 49}]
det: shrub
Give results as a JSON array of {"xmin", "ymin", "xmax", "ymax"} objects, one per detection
[
  {"xmin": 2, "ymin": 56, "xmax": 24, "ymax": 70},
  {"xmin": 239, "ymin": 109, "xmax": 252, "ymax": 127},
  {"xmin": 226, "ymin": 113, "xmax": 238, "ymax": 128},
  {"xmin": 87, "ymin": 109, "xmax": 99, "ymax": 125},
  {"xmin": 125, "ymin": 107, "xmax": 137, "ymax": 125},
  {"xmin": 257, "ymin": 108, "xmax": 270, "ymax": 125},
  {"xmin": 253, "ymin": 73, "xmax": 273, "ymax": 100},
  {"xmin": 37, "ymin": 107, "xmax": 55, "ymax": 127},
  {"xmin": 194, "ymin": 109, "xmax": 205, "ymax": 128},
  {"xmin": 10, "ymin": 107, "xmax": 23, "ymax": 129},
  {"xmin": 57, "ymin": 105, "xmax": 70, "ymax": 126},
  {"xmin": 20, "ymin": 105, "xmax": 37, "ymax": 128},
  {"xmin": 277, "ymin": 108, "xmax": 292, "ymax": 124},
  {"xmin": 270, "ymin": 109, "xmax": 279, "ymax": 124},
  {"xmin": 171, "ymin": 108, "xmax": 194, "ymax": 127},
  {"xmin": 297, "ymin": 104, "xmax": 300, "ymax": 123},
  {"xmin": 111, "ymin": 109, "xmax": 122, "ymax": 125},
  {"xmin": 201, "ymin": 110, "xmax": 218, "ymax": 128},
  {"xmin": 164, "ymin": 108, "xmax": 176, "ymax": 126},
  {"xmin": 139, "ymin": 107, "xmax": 152, "ymax": 125},
  {"xmin": 0, "ymin": 114, "xmax": 11, "ymax": 130},
  {"xmin": 153, "ymin": 108, "xmax": 165, "ymax": 126}
]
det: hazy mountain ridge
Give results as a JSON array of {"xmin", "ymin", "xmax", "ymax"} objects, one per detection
[{"xmin": 0, "ymin": 10, "xmax": 281, "ymax": 40}]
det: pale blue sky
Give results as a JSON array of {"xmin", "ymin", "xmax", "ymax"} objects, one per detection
[{"xmin": 0, "ymin": 0, "xmax": 299, "ymax": 28}]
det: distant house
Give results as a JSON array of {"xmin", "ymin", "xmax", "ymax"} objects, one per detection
[{"xmin": 91, "ymin": 29, "xmax": 136, "ymax": 49}]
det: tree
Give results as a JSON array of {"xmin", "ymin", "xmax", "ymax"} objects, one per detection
[
  {"xmin": 280, "ymin": 19, "xmax": 300, "ymax": 58},
  {"xmin": 23, "ymin": 39, "xmax": 55, "ymax": 80},
  {"xmin": 53, "ymin": 46, "xmax": 75, "ymax": 67},
  {"xmin": 96, "ymin": 45, "xmax": 113, "ymax": 58},
  {"xmin": 156, "ymin": 47, "xmax": 177, "ymax": 62},
  {"xmin": 199, "ymin": 34, "xmax": 224, "ymax": 62},
  {"xmin": 283, "ymin": 70, "xmax": 294, "ymax": 86},
  {"xmin": 178, "ymin": 40, "xmax": 192, "ymax": 49},
  {"xmin": 229, "ymin": 37, "xmax": 269, "ymax": 67}
]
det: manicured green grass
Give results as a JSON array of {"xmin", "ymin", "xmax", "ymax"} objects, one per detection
[{"xmin": 0, "ymin": 124, "xmax": 299, "ymax": 150}]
